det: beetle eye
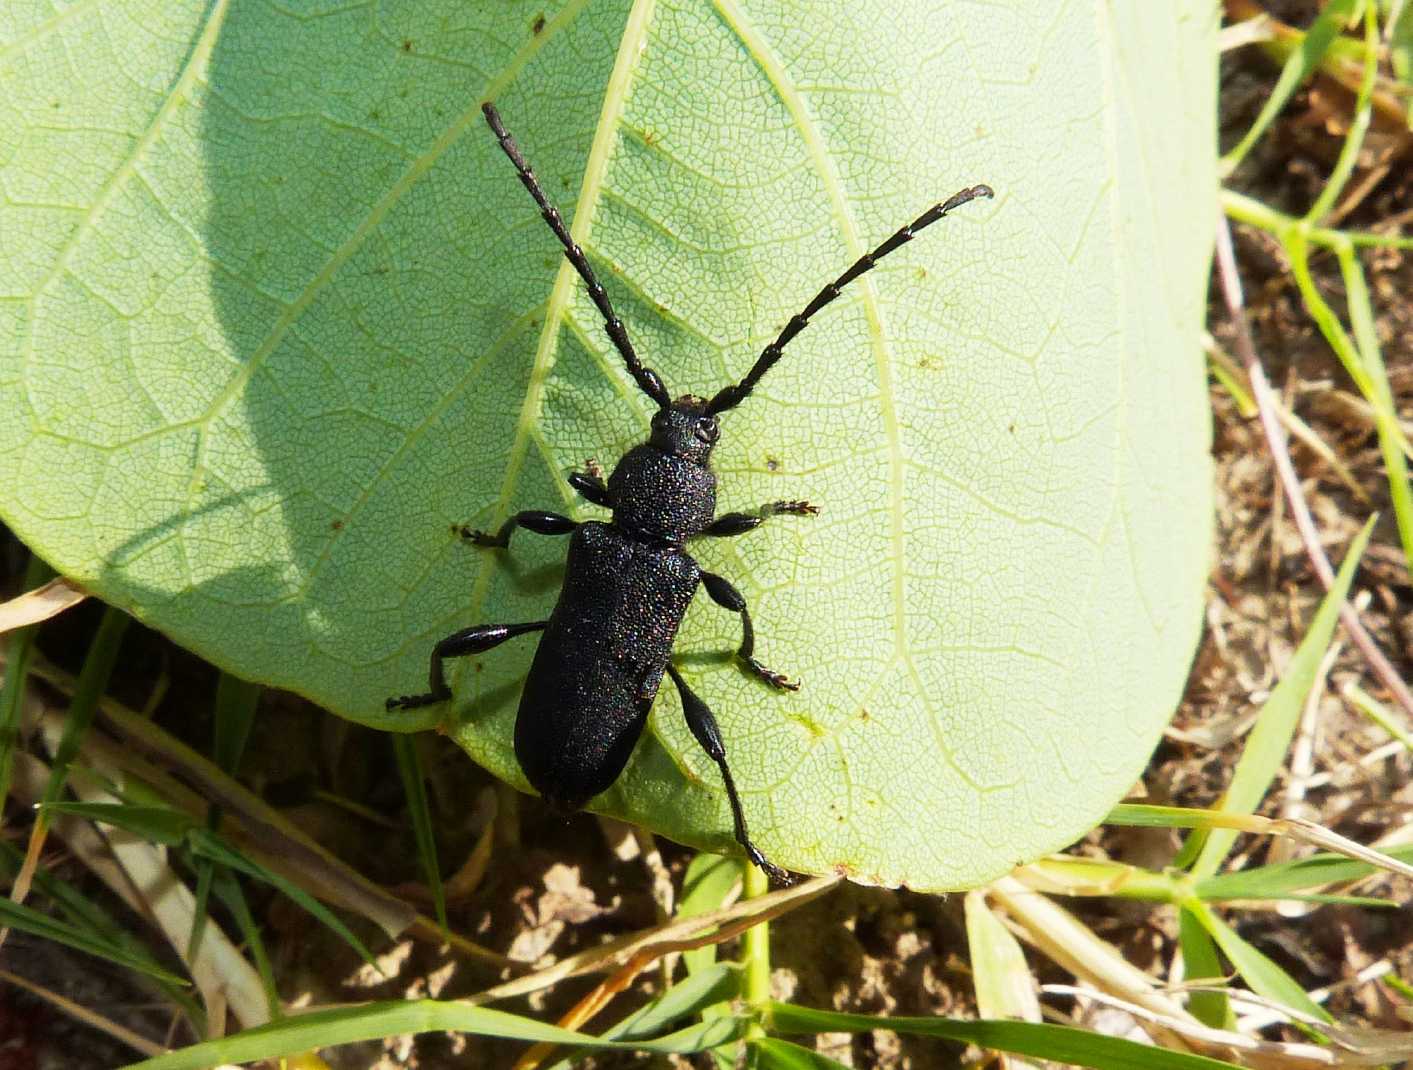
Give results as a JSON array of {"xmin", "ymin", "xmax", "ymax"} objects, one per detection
[{"xmin": 694, "ymin": 418, "xmax": 720, "ymax": 445}]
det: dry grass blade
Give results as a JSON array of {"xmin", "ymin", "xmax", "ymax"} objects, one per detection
[
  {"xmin": 1268, "ymin": 816, "xmax": 1413, "ymax": 879},
  {"xmin": 0, "ymin": 965, "xmax": 165, "ymax": 1059},
  {"xmin": 0, "ymin": 577, "xmax": 86, "ymax": 634},
  {"xmin": 468, "ymin": 874, "xmax": 839, "ymax": 1007},
  {"xmin": 512, "ymin": 948, "xmax": 663, "ymax": 1070},
  {"xmin": 986, "ymin": 876, "xmax": 1192, "ymax": 1022},
  {"xmin": 1203, "ymin": 333, "xmax": 1370, "ymax": 501},
  {"xmin": 29, "ymin": 711, "xmax": 269, "ymax": 1031},
  {"xmin": 1041, "ymin": 984, "xmax": 1406, "ymax": 1068},
  {"xmin": 1212, "ymin": 215, "xmax": 1413, "ymax": 720}
]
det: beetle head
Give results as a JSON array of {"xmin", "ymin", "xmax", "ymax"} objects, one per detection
[{"xmin": 649, "ymin": 395, "xmax": 720, "ymax": 466}]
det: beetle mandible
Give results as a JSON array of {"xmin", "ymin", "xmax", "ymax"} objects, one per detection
[{"xmin": 388, "ymin": 102, "xmax": 993, "ymax": 882}]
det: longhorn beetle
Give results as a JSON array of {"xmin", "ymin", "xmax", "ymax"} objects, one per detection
[{"xmin": 388, "ymin": 102, "xmax": 993, "ymax": 882}]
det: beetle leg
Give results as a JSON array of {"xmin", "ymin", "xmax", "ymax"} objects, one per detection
[
  {"xmin": 699, "ymin": 571, "xmax": 799, "ymax": 691},
  {"xmin": 386, "ymin": 620, "xmax": 548, "ymax": 711},
  {"xmin": 567, "ymin": 465, "xmax": 613, "ymax": 509},
  {"xmin": 701, "ymin": 500, "xmax": 818, "ymax": 538},
  {"xmin": 666, "ymin": 663, "xmax": 789, "ymax": 885},
  {"xmin": 455, "ymin": 510, "xmax": 577, "ymax": 549}
]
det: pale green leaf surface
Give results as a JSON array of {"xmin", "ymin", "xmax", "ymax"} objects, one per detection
[{"xmin": 0, "ymin": 1, "xmax": 1215, "ymax": 889}]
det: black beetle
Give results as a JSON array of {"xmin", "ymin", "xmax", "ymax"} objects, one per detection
[{"xmin": 389, "ymin": 102, "xmax": 992, "ymax": 882}]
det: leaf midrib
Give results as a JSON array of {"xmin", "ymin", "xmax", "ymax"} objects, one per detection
[
  {"xmin": 459, "ymin": 0, "xmax": 660, "ymax": 653},
  {"xmin": 711, "ymin": 0, "xmax": 913, "ymax": 699}
]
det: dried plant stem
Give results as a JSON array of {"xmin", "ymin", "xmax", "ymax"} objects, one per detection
[{"xmin": 1213, "ymin": 216, "xmax": 1413, "ymax": 720}]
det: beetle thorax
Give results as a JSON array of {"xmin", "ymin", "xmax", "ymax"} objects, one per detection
[
  {"xmin": 608, "ymin": 444, "xmax": 717, "ymax": 545},
  {"xmin": 605, "ymin": 397, "xmax": 720, "ymax": 544}
]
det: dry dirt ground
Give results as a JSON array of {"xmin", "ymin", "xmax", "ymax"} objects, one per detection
[{"xmin": 3, "ymin": 22, "xmax": 1412, "ymax": 1070}]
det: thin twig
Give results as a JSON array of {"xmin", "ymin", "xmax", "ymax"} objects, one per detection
[{"xmin": 1213, "ymin": 215, "xmax": 1413, "ymax": 720}]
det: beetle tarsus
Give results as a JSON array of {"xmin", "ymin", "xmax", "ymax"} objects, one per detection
[
  {"xmin": 764, "ymin": 499, "xmax": 819, "ymax": 516},
  {"xmin": 749, "ymin": 849, "xmax": 792, "ymax": 886},
  {"xmin": 744, "ymin": 656, "xmax": 799, "ymax": 692},
  {"xmin": 461, "ymin": 526, "xmax": 505, "ymax": 547},
  {"xmin": 386, "ymin": 690, "xmax": 449, "ymax": 712}
]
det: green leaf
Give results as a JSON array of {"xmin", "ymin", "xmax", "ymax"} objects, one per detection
[
  {"xmin": 41, "ymin": 802, "xmax": 198, "ymax": 845},
  {"xmin": 0, "ymin": 896, "xmax": 188, "ymax": 987},
  {"xmin": 1189, "ymin": 517, "xmax": 1374, "ymax": 880},
  {"xmin": 1178, "ymin": 905, "xmax": 1232, "ymax": 1030},
  {"xmin": 548, "ymin": 962, "xmax": 741, "ymax": 1070},
  {"xmin": 753, "ymin": 1037, "xmax": 852, "ymax": 1069},
  {"xmin": 121, "ymin": 1001, "xmax": 746, "ymax": 1070},
  {"xmin": 965, "ymin": 890, "xmax": 1041, "ymax": 1025},
  {"xmin": 1196, "ymin": 844, "xmax": 1413, "ymax": 900},
  {"xmin": 0, "ymin": 1, "xmax": 1215, "ymax": 889},
  {"xmin": 1185, "ymin": 901, "xmax": 1332, "ymax": 1023},
  {"xmin": 679, "ymin": 852, "xmax": 742, "ymax": 976},
  {"xmin": 392, "ymin": 733, "xmax": 447, "ymax": 934},
  {"xmin": 768, "ymin": 1003, "xmax": 1246, "ymax": 1070}
]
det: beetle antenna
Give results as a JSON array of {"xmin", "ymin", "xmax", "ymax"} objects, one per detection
[
  {"xmin": 483, "ymin": 102, "xmax": 671, "ymax": 409},
  {"xmin": 707, "ymin": 184, "xmax": 994, "ymax": 415}
]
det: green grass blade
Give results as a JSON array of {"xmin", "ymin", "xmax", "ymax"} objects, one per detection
[
  {"xmin": 39, "ymin": 799, "xmax": 380, "ymax": 981},
  {"xmin": 0, "ymin": 556, "xmax": 53, "ymax": 805},
  {"xmin": 1185, "ymin": 901, "xmax": 1331, "ymax": 1023},
  {"xmin": 547, "ymin": 963, "xmax": 742, "ymax": 1070},
  {"xmin": 211, "ymin": 866, "xmax": 281, "ymax": 1017},
  {"xmin": 679, "ymin": 852, "xmax": 742, "ymax": 976},
  {"xmin": 41, "ymin": 802, "xmax": 196, "ymax": 845},
  {"xmin": 186, "ymin": 856, "xmax": 215, "ymax": 965},
  {"xmin": 1344, "ymin": 681, "xmax": 1413, "ymax": 750},
  {"xmin": 1109, "ymin": 803, "xmax": 1237, "ymax": 829},
  {"xmin": 211, "ymin": 673, "xmax": 260, "ymax": 775},
  {"xmin": 1386, "ymin": 973, "xmax": 1413, "ymax": 1001},
  {"xmin": 42, "ymin": 605, "xmax": 129, "ymax": 806},
  {"xmin": 767, "ymin": 1003, "xmax": 1246, "ymax": 1069},
  {"xmin": 189, "ymin": 828, "xmax": 380, "ymax": 972},
  {"xmin": 1220, "ymin": 0, "xmax": 1358, "ymax": 177},
  {"xmin": 753, "ymin": 1037, "xmax": 851, "ymax": 1068},
  {"xmin": 0, "ymin": 897, "xmax": 188, "ymax": 986},
  {"xmin": 1206, "ymin": 350, "xmax": 1256, "ymax": 416},
  {"xmin": 1179, "ymin": 905, "xmax": 1232, "ymax": 1029},
  {"xmin": 1196, "ymin": 844, "xmax": 1413, "ymax": 900},
  {"xmin": 598, "ymin": 962, "xmax": 740, "ymax": 1042},
  {"xmin": 1223, "ymin": 189, "xmax": 1413, "ymax": 254},
  {"xmin": 392, "ymin": 733, "xmax": 447, "ymax": 934},
  {"xmin": 194, "ymin": 674, "xmax": 263, "ymax": 959},
  {"xmin": 1188, "ymin": 517, "xmax": 1374, "ymax": 880},
  {"xmin": 1285, "ymin": 225, "xmax": 1381, "ymax": 405},
  {"xmin": 1304, "ymin": 3, "xmax": 1377, "ymax": 224},
  {"xmin": 1335, "ymin": 242, "xmax": 1413, "ymax": 577},
  {"xmin": 0, "ymin": 843, "xmax": 206, "ymax": 1029},
  {"xmin": 1, "ymin": 841, "xmax": 130, "ymax": 943},
  {"xmin": 120, "ymin": 1001, "xmax": 747, "ymax": 1069},
  {"xmin": 1392, "ymin": 0, "xmax": 1413, "ymax": 112},
  {"xmin": 1206, "ymin": 893, "xmax": 1393, "ymax": 908}
]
